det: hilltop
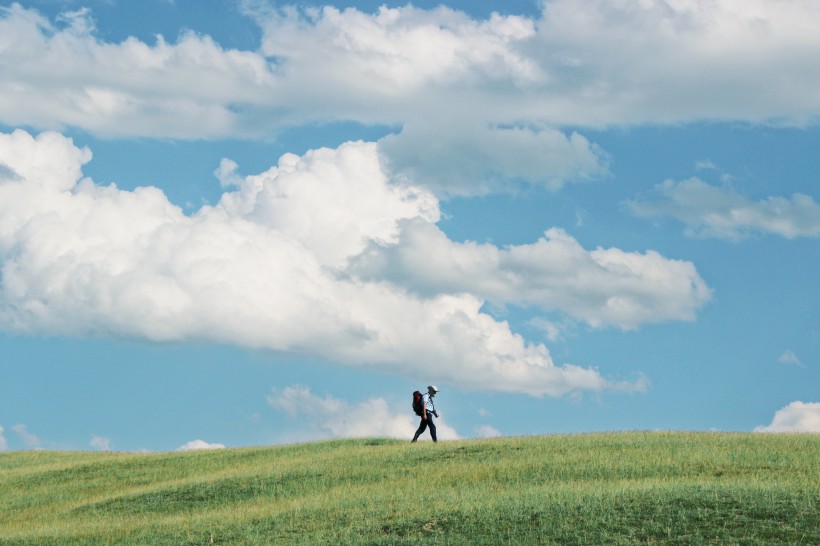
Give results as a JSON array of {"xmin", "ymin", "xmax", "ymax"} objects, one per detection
[{"xmin": 1, "ymin": 432, "xmax": 818, "ymax": 545}]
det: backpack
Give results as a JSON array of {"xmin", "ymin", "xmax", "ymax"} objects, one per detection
[{"xmin": 412, "ymin": 390, "xmax": 424, "ymax": 416}]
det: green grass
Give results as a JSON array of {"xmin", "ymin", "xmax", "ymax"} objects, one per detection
[{"xmin": 1, "ymin": 432, "xmax": 818, "ymax": 545}]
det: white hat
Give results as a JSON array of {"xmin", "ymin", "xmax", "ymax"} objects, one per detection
[{"xmin": 428, "ymin": 385, "xmax": 438, "ymax": 394}]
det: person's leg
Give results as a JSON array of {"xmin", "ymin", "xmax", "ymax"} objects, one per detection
[
  {"xmin": 428, "ymin": 415, "xmax": 437, "ymax": 442},
  {"xmin": 412, "ymin": 418, "xmax": 428, "ymax": 442}
]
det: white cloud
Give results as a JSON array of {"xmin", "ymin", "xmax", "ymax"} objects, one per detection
[
  {"xmin": 535, "ymin": 0, "xmax": 820, "ymax": 126},
  {"xmin": 0, "ymin": 128, "xmax": 673, "ymax": 396},
  {"xmin": 56, "ymin": 7, "xmax": 96, "ymax": 35},
  {"xmin": 250, "ymin": 4, "xmax": 542, "ymax": 113},
  {"xmin": 0, "ymin": 4, "xmax": 275, "ymax": 139},
  {"xmin": 3, "ymin": 2, "xmax": 820, "ymax": 194},
  {"xmin": 0, "ymin": 425, "xmax": 7, "ymax": 451},
  {"xmin": 379, "ymin": 124, "xmax": 609, "ymax": 196},
  {"xmin": 90, "ymin": 435, "xmax": 112, "ymax": 451},
  {"xmin": 755, "ymin": 401, "xmax": 820, "ymax": 433},
  {"xmin": 216, "ymin": 141, "xmax": 440, "ymax": 269},
  {"xmin": 778, "ymin": 350, "xmax": 801, "ymax": 366},
  {"xmin": 528, "ymin": 317, "xmax": 565, "ymax": 342},
  {"xmin": 267, "ymin": 385, "xmax": 460, "ymax": 441},
  {"xmin": 242, "ymin": 0, "xmax": 820, "ymax": 127},
  {"xmin": 177, "ymin": 439, "xmax": 227, "ymax": 451},
  {"xmin": 350, "ymin": 221, "xmax": 711, "ymax": 330},
  {"xmin": 12, "ymin": 424, "xmax": 42, "ymax": 448},
  {"xmin": 628, "ymin": 178, "xmax": 820, "ymax": 240},
  {"xmin": 7, "ymin": 0, "xmax": 820, "ymax": 132},
  {"xmin": 474, "ymin": 425, "xmax": 501, "ymax": 438}
]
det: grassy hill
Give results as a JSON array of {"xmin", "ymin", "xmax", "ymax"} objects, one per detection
[{"xmin": 1, "ymin": 432, "xmax": 818, "ymax": 545}]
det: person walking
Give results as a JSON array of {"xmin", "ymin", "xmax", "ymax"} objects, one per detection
[{"xmin": 412, "ymin": 385, "xmax": 439, "ymax": 442}]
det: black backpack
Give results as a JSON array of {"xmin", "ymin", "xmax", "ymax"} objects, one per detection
[{"xmin": 412, "ymin": 390, "xmax": 424, "ymax": 416}]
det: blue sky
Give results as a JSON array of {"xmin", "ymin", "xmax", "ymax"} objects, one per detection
[{"xmin": 1, "ymin": 0, "xmax": 818, "ymax": 452}]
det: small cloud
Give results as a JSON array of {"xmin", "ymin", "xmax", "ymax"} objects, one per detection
[
  {"xmin": 90, "ymin": 436, "xmax": 112, "ymax": 451},
  {"xmin": 528, "ymin": 316, "xmax": 566, "ymax": 342},
  {"xmin": 176, "ymin": 439, "xmax": 226, "ymax": 451},
  {"xmin": 268, "ymin": 385, "xmax": 460, "ymax": 441},
  {"xmin": 56, "ymin": 7, "xmax": 96, "ymax": 35},
  {"xmin": 214, "ymin": 157, "xmax": 242, "ymax": 188},
  {"xmin": 628, "ymin": 178, "xmax": 820, "ymax": 240},
  {"xmin": 12, "ymin": 424, "xmax": 42, "ymax": 449},
  {"xmin": 477, "ymin": 408, "xmax": 491, "ymax": 417},
  {"xmin": 755, "ymin": 401, "xmax": 820, "ymax": 433},
  {"xmin": 778, "ymin": 349, "xmax": 801, "ymax": 366},
  {"xmin": 575, "ymin": 208, "xmax": 587, "ymax": 227},
  {"xmin": 0, "ymin": 426, "xmax": 7, "ymax": 451},
  {"xmin": 474, "ymin": 425, "xmax": 501, "ymax": 438},
  {"xmin": 695, "ymin": 159, "xmax": 717, "ymax": 171}
]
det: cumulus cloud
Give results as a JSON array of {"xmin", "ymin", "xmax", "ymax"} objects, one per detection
[
  {"xmin": 379, "ymin": 123, "xmax": 609, "ymax": 196},
  {"xmin": 350, "ymin": 221, "xmax": 711, "ymax": 330},
  {"xmin": 628, "ymin": 178, "xmax": 820, "ymax": 240},
  {"xmin": 755, "ymin": 401, "xmax": 820, "ymax": 433},
  {"xmin": 154, "ymin": 1, "xmax": 820, "ymax": 127},
  {"xmin": 0, "ymin": 129, "xmax": 702, "ymax": 394},
  {"xmin": 0, "ymin": 425, "xmax": 7, "ymax": 451},
  {"xmin": 3, "ymin": 2, "xmax": 820, "ymax": 193},
  {"xmin": 177, "ymin": 439, "xmax": 227, "ymax": 451},
  {"xmin": 534, "ymin": 0, "xmax": 820, "ymax": 126},
  {"xmin": 19, "ymin": 1, "xmax": 820, "ymax": 129},
  {"xmin": 90, "ymin": 435, "xmax": 112, "ymax": 451},
  {"xmin": 12, "ymin": 424, "xmax": 42, "ymax": 448},
  {"xmin": 0, "ymin": 3, "xmax": 275, "ymax": 139},
  {"xmin": 267, "ymin": 385, "xmax": 460, "ymax": 441}
]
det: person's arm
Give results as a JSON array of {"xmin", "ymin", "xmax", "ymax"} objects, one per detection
[{"xmin": 422, "ymin": 401, "xmax": 428, "ymax": 420}]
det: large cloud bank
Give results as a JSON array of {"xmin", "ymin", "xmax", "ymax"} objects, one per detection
[
  {"xmin": 5, "ymin": 0, "xmax": 819, "ymax": 131},
  {"xmin": 2, "ymin": 1, "xmax": 820, "ymax": 193},
  {"xmin": 0, "ymin": 129, "xmax": 710, "ymax": 395}
]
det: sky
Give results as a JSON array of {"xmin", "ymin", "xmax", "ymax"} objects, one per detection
[{"xmin": 0, "ymin": 0, "xmax": 818, "ymax": 452}]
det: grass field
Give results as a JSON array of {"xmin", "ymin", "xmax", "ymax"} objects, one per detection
[{"xmin": 1, "ymin": 432, "xmax": 818, "ymax": 545}]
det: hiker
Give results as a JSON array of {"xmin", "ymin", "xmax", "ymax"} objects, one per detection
[{"xmin": 411, "ymin": 385, "xmax": 439, "ymax": 442}]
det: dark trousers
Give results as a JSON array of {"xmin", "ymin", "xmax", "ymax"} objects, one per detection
[{"xmin": 412, "ymin": 414, "xmax": 437, "ymax": 442}]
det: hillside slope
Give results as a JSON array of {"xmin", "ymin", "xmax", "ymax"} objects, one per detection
[{"xmin": 1, "ymin": 432, "xmax": 818, "ymax": 545}]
